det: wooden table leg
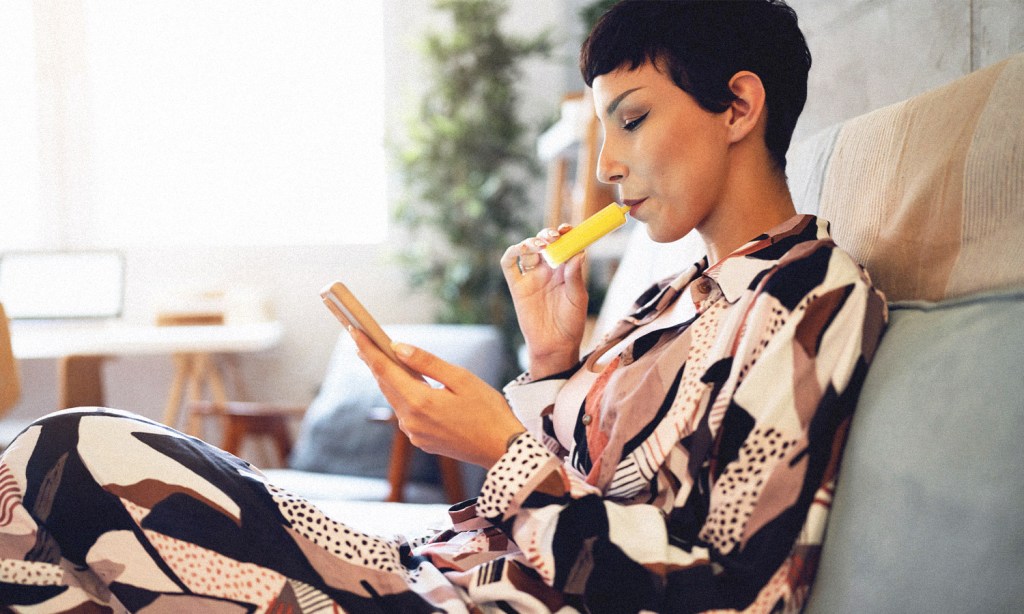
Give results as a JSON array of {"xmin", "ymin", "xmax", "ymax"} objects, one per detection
[
  {"xmin": 0, "ymin": 304, "xmax": 19, "ymax": 418},
  {"xmin": 437, "ymin": 456, "xmax": 465, "ymax": 503},
  {"xmin": 386, "ymin": 429, "xmax": 414, "ymax": 503},
  {"xmin": 58, "ymin": 355, "xmax": 107, "ymax": 409},
  {"xmin": 162, "ymin": 354, "xmax": 192, "ymax": 429},
  {"xmin": 163, "ymin": 352, "xmax": 231, "ymax": 436},
  {"xmin": 185, "ymin": 354, "xmax": 207, "ymax": 436},
  {"xmin": 220, "ymin": 413, "xmax": 245, "ymax": 456}
]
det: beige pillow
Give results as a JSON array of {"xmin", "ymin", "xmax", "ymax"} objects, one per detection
[{"xmin": 820, "ymin": 53, "xmax": 1024, "ymax": 302}]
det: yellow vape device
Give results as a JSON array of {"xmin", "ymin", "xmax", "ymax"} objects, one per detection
[{"xmin": 541, "ymin": 202, "xmax": 631, "ymax": 268}]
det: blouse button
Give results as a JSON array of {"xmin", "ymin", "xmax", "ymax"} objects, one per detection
[
  {"xmin": 581, "ymin": 414, "xmax": 593, "ymax": 426},
  {"xmin": 697, "ymin": 279, "xmax": 712, "ymax": 294}
]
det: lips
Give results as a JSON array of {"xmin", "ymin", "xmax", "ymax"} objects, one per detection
[{"xmin": 622, "ymin": 197, "xmax": 647, "ymax": 217}]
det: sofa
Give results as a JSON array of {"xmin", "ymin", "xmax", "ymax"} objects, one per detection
[
  {"xmin": 265, "ymin": 324, "xmax": 505, "ymax": 509},
  {"xmin": 274, "ymin": 53, "xmax": 1024, "ymax": 611}
]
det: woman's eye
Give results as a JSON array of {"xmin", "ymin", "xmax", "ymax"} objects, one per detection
[{"xmin": 623, "ymin": 112, "xmax": 649, "ymax": 132}]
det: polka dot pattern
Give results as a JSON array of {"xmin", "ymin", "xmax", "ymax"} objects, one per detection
[
  {"xmin": 509, "ymin": 371, "xmax": 533, "ymax": 386},
  {"xmin": 267, "ymin": 484, "xmax": 408, "ymax": 577},
  {"xmin": 735, "ymin": 302, "xmax": 781, "ymax": 382},
  {"xmin": 0, "ymin": 559, "xmax": 63, "ymax": 586},
  {"xmin": 636, "ymin": 296, "xmax": 724, "ymax": 483},
  {"xmin": 476, "ymin": 432, "xmax": 557, "ymax": 520},
  {"xmin": 700, "ymin": 426, "xmax": 799, "ymax": 553}
]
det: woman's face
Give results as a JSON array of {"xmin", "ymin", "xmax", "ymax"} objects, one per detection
[{"xmin": 591, "ymin": 62, "xmax": 732, "ymax": 243}]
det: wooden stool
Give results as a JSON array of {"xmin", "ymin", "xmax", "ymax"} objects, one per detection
[
  {"xmin": 368, "ymin": 407, "xmax": 465, "ymax": 503},
  {"xmin": 189, "ymin": 400, "xmax": 305, "ymax": 467},
  {"xmin": 156, "ymin": 312, "xmax": 233, "ymax": 436},
  {"xmin": 386, "ymin": 429, "xmax": 465, "ymax": 503}
]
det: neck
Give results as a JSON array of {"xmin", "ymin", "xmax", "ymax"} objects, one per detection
[{"xmin": 698, "ymin": 146, "xmax": 796, "ymax": 265}]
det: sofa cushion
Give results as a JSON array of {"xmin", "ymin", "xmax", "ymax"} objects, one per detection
[
  {"xmin": 785, "ymin": 122, "xmax": 840, "ymax": 217},
  {"xmin": 261, "ymin": 468, "xmax": 450, "ymax": 505},
  {"xmin": 807, "ymin": 287, "xmax": 1024, "ymax": 613},
  {"xmin": 819, "ymin": 53, "xmax": 1024, "ymax": 302},
  {"xmin": 288, "ymin": 324, "xmax": 505, "ymax": 491}
]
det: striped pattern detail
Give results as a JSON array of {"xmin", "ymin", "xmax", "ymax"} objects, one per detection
[
  {"xmin": 288, "ymin": 579, "xmax": 338, "ymax": 614},
  {"xmin": 0, "ymin": 463, "xmax": 20, "ymax": 527},
  {"xmin": 605, "ymin": 456, "xmax": 644, "ymax": 498},
  {"xmin": 475, "ymin": 557, "xmax": 506, "ymax": 586}
]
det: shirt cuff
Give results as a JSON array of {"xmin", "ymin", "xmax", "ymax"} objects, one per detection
[
  {"xmin": 475, "ymin": 431, "xmax": 562, "ymax": 522},
  {"xmin": 503, "ymin": 374, "xmax": 568, "ymax": 436}
]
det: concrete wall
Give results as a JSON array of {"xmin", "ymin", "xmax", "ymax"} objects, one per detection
[
  {"xmin": 789, "ymin": 0, "xmax": 1024, "ymax": 142},
  {"xmin": 6, "ymin": 0, "xmax": 1023, "ymax": 443}
]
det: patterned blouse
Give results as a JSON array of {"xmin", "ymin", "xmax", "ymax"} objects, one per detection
[
  {"xmin": 0, "ymin": 214, "xmax": 886, "ymax": 613},
  {"xmin": 423, "ymin": 214, "xmax": 888, "ymax": 612}
]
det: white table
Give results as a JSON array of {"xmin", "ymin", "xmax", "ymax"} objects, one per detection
[{"xmin": 10, "ymin": 320, "xmax": 283, "ymax": 432}]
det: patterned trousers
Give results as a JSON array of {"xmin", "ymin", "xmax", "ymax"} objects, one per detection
[{"xmin": 0, "ymin": 408, "xmax": 474, "ymax": 613}]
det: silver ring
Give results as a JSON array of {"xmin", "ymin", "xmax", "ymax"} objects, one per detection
[{"xmin": 516, "ymin": 255, "xmax": 537, "ymax": 275}]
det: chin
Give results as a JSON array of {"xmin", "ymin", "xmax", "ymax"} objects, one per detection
[{"xmin": 645, "ymin": 223, "xmax": 691, "ymax": 244}]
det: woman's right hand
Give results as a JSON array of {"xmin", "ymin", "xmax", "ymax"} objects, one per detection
[{"xmin": 501, "ymin": 225, "xmax": 589, "ymax": 379}]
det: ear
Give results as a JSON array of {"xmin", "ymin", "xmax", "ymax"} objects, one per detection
[{"xmin": 724, "ymin": 71, "xmax": 767, "ymax": 145}]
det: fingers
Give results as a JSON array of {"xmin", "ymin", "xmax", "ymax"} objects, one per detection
[
  {"xmin": 349, "ymin": 327, "xmax": 420, "ymax": 386},
  {"xmin": 348, "ymin": 328, "xmax": 432, "ymax": 429},
  {"xmin": 563, "ymin": 250, "xmax": 590, "ymax": 307},
  {"xmin": 502, "ymin": 240, "xmax": 541, "ymax": 282},
  {"xmin": 349, "ymin": 327, "xmax": 469, "ymax": 393},
  {"xmin": 502, "ymin": 225, "xmax": 574, "ymax": 279},
  {"xmin": 390, "ymin": 342, "xmax": 470, "ymax": 390}
]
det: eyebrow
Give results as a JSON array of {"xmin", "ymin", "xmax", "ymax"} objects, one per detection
[{"xmin": 606, "ymin": 87, "xmax": 643, "ymax": 116}]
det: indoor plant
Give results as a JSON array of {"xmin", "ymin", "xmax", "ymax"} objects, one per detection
[{"xmin": 394, "ymin": 0, "xmax": 549, "ymax": 373}]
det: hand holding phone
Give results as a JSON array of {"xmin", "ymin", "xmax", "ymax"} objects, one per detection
[
  {"xmin": 320, "ymin": 281, "xmax": 424, "ymax": 380},
  {"xmin": 321, "ymin": 282, "xmax": 526, "ymax": 469}
]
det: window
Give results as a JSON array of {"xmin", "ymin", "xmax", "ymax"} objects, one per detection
[
  {"xmin": 0, "ymin": 1, "xmax": 387, "ymax": 249},
  {"xmin": 0, "ymin": 2, "xmax": 43, "ymax": 250}
]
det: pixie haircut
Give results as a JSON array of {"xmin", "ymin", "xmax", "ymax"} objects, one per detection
[{"xmin": 580, "ymin": 0, "xmax": 811, "ymax": 173}]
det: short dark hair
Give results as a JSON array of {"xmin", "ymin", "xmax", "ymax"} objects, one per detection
[{"xmin": 580, "ymin": 0, "xmax": 811, "ymax": 172}]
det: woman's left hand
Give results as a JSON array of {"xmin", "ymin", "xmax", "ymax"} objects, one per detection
[{"xmin": 349, "ymin": 326, "xmax": 526, "ymax": 469}]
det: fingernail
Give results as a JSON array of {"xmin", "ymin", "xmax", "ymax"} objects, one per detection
[{"xmin": 391, "ymin": 342, "xmax": 413, "ymax": 358}]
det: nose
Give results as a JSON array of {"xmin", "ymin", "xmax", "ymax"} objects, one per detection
[{"xmin": 596, "ymin": 138, "xmax": 627, "ymax": 185}]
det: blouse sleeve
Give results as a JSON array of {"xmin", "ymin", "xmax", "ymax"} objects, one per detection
[
  {"xmin": 475, "ymin": 245, "xmax": 888, "ymax": 612},
  {"xmin": 502, "ymin": 363, "xmax": 581, "ymax": 457}
]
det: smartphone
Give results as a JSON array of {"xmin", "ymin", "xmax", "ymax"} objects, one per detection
[{"xmin": 320, "ymin": 281, "xmax": 423, "ymax": 380}]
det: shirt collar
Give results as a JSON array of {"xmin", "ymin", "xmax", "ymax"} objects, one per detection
[{"xmin": 703, "ymin": 214, "xmax": 830, "ymax": 304}]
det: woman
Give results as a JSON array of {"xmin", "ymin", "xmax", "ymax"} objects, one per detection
[{"xmin": 0, "ymin": 1, "xmax": 886, "ymax": 612}]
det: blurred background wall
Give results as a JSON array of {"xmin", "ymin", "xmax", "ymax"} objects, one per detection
[{"xmin": 6, "ymin": 0, "xmax": 1022, "ymax": 430}]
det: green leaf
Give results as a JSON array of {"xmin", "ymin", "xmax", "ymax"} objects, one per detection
[{"xmin": 391, "ymin": 0, "xmax": 549, "ymax": 376}]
